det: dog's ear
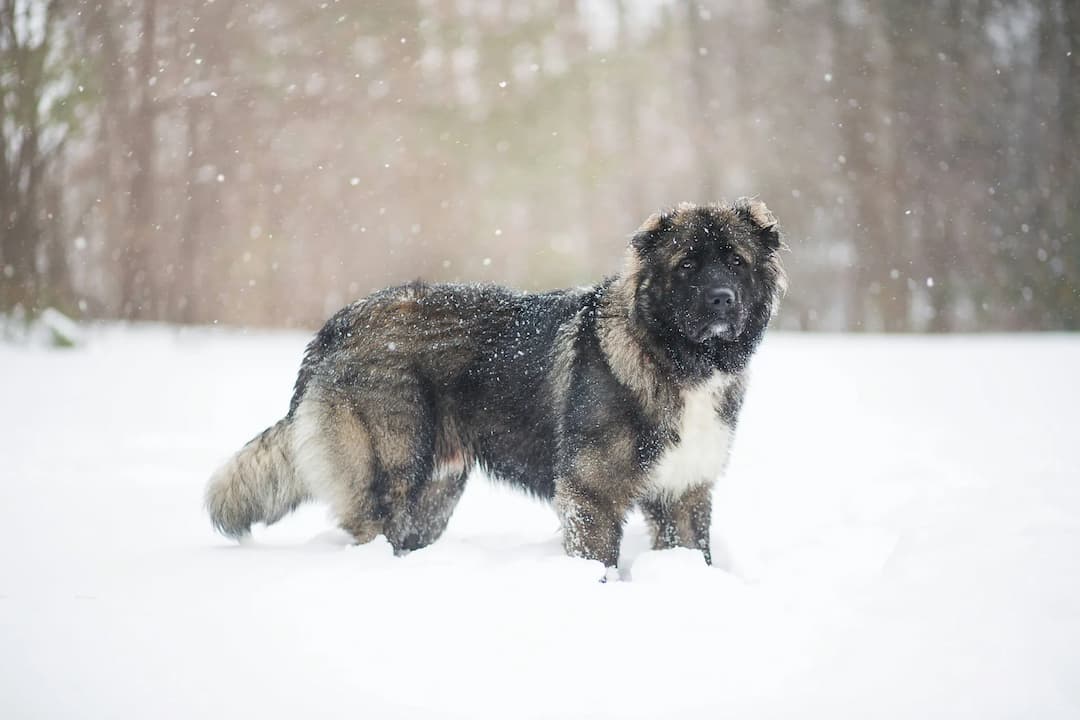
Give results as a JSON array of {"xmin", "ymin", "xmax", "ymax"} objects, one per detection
[
  {"xmin": 630, "ymin": 209, "xmax": 673, "ymax": 254},
  {"xmin": 734, "ymin": 197, "xmax": 781, "ymax": 250}
]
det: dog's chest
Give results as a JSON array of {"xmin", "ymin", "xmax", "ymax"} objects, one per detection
[{"xmin": 646, "ymin": 374, "xmax": 733, "ymax": 498}]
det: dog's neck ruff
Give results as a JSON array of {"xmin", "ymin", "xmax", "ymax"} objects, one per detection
[{"xmin": 596, "ymin": 275, "xmax": 673, "ymax": 415}]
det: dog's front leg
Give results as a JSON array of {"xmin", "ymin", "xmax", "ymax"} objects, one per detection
[
  {"xmin": 638, "ymin": 483, "xmax": 713, "ymax": 565},
  {"xmin": 554, "ymin": 477, "xmax": 632, "ymax": 569}
]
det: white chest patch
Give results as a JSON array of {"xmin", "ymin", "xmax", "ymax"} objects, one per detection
[{"xmin": 646, "ymin": 373, "xmax": 734, "ymax": 499}]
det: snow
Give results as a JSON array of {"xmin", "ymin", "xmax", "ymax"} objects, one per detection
[{"xmin": 2, "ymin": 326, "xmax": 1079, "ymax": 719}]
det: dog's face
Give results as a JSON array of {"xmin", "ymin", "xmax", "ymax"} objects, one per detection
[{"xmin": 630, "ymin": 199, "xmax": 786, "ymax": 348}]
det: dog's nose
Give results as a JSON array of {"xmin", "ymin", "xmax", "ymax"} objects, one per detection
[{"xmin": 706, "ymin": 287, "xmax": 736, "ymax": 308}]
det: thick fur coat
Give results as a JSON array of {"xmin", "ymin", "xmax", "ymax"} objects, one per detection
[{"xmin": 206, "ymin": 199, "xmax": 787, "ymax": 568}]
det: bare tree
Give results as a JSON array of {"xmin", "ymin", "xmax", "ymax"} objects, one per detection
[{"xmin": 0, "ymin": 0, "xmax": 78, "ymax": 314}]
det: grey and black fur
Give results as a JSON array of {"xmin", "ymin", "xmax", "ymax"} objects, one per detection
[{"xmin": 206, "ymin": 199, "xmax": 787, "ymax": 568}]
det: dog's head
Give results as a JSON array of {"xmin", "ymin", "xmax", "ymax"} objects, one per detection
[{"xmin": 627, "ymin": 199, "xmax": 787, "ymax": 349}]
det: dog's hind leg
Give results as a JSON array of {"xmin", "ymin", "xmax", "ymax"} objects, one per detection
[
  {"xmin": 292, "ymin": 396, "xmax": 383, "ymax": 545},
  {"xmin": 386, "ymin": 416, "xmax": 472, "ymax": 553},
  {"xmin": 359, "ymin": 377, "xmax": 458, "ymax": 556},
  {"xmin": 390, "ymin": 465, "xmax": 468, "ymax": 553},
  {"xmin": 295, "ymin": 378, "xmax": 467, "ymax": 554}
]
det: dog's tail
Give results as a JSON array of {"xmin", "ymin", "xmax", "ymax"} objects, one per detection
[{"xmin": 205, "ymin": 418, "xmax": 311, "ymax": 539}]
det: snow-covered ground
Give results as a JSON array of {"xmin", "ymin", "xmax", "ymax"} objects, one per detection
[{"xmin": 2, "ymin": 326, "xmax": 1078, "ymax": 719}]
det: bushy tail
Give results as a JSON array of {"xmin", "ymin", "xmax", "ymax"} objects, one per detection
[{"xmin": 205, "ymin": 418, "xmax": 310, "ymax": 539}]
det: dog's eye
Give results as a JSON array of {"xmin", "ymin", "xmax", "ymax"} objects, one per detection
[
  {"xmin": 680, "ymin": 260, "xmax": 696, "ymax": 271},
  {"xmin": 731, "ymin": 256, "xmax": 741, "ymax": 266}
]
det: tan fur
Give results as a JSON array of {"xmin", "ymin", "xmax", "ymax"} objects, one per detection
[
  {"xmin": 745, "ymin": 198, "xmax": 778, "ymax": 230},
  {"xmin": 596, "ymin": 252, "xmax": 678, "ymax": 421},
  {"xmin": 292, "ymin": 395, "xmax": 382, "ymax": 543},
  {"xmin": 205, "ymin": 418, "xmax": 311, "ymax": 539},
  {"xmin": 637, "ymin": 212, "xmax": 663, "ymax": 233}
]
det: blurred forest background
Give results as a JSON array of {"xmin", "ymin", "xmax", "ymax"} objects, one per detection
[{"xmin": 2, "ymin": 0, "xmax": 1078, "ymax": 332}]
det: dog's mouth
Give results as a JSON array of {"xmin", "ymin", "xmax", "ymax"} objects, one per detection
[{"xmin": 690, "ymin": 320, "xmax": 740, "ymax": 343}]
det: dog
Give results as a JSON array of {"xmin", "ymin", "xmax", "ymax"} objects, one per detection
[{"xmin": 206, "ymin": 199, "xmax": 787, "ymax": 569}]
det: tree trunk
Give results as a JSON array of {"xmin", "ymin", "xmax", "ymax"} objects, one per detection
[
  {"xmin": 120, "ymin": 0, "xmax": 158, "ymax": 320},
  {"xmin": 833, "ymin": 0, "xmax": 904, "ymax": 331}
]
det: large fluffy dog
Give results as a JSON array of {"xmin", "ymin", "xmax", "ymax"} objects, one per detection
[{"xmin": 206, "ymin": 199, "xmax": 786, "ymax": 568}]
